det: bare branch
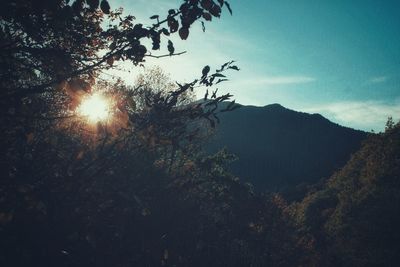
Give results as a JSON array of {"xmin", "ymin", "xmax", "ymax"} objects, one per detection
[{"xmin": 145, "ymin": 51, "xmax": 187, "ymax": 59}]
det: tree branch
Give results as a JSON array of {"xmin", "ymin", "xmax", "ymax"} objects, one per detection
[{"xmin": 145, "ymin": 51, "xmax": 187, "ymax": 59}]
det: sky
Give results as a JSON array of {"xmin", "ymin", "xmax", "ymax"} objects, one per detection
[{"xmin": 110, "ymin": 0, "xmax": 400, "ymax": 132}]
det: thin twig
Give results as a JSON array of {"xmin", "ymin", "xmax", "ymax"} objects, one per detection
[{"xmin": 145, "ymin": 51, "xmax": 187, "ymax": 59}]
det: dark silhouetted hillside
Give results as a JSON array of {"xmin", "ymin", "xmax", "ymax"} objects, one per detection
[
  {"xmin": 206, "ymin": 103, "xmax": 367, "ymax": 195},
  {"xmin": 291, "ymin": 120, "xmax": 400, "ymax": 266}
]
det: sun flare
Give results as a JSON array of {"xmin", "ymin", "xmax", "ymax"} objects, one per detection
[{"xmin": 78, "ymin": 93, "xmax": 111, "ymax": 123}]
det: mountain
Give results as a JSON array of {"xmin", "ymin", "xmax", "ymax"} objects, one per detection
[{"xmin": 206, "ymin": 103, "xmax": 367, "ymax": 195}]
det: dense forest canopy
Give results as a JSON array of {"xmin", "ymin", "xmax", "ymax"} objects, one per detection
[
  {"xmin": 1, "ymin": 1, "xmax": 399, "ymax": 267},
  {"xmin": 289, "ymin": 121, "xmax": 400, "ymax": 266}
]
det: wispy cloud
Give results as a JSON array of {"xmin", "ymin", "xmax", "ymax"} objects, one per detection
[
  {"xmin": 245, "ymin": 75, "xmax": 316, "ymax": 86},
  {"xmin": 369, "ymin": 76, "xmax": 388, "ymax": 84},
  {"xmin": 303, "ymin": 101, "xmax": 400, "ymax": 131}
]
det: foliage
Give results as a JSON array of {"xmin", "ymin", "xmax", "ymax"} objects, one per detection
[
  {"xmin": 6, "ymin": 1, "xmax": 396, "ymax": 266},
  {"xmin": 290, "ymin": 119, "xmax": 400, "ymax": 266},
  {"xmin": 132, "ymin": 66, "xmax": 196, "ymax": 111},
  {"xmin": 0, "ymin": 1, "xmax": 312, "ymax": 267}
]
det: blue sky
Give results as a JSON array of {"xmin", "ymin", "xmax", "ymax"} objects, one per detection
[{"xmin": 111, "ymin": 0, "xmax": 400, "ymax": 132}]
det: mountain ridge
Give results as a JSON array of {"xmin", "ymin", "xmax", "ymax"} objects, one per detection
[{"xmin": 206, "ymin": 102, "xmax": 368, "ymax": 196}]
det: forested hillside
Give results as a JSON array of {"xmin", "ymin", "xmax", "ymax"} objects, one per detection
[{"xmin": 290, "ymin": 120, "xmax": 400, "ymax": 266}]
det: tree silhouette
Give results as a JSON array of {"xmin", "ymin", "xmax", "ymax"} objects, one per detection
[
  {"xmin": 290, "ymin": 119, "xmax": 400, "ymax": 266},
  {"xmin": 0, "ymin": 1, "xmax": 314, "ymax": 267}
]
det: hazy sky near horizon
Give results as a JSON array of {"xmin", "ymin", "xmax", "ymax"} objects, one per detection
[{"xmin": 111, "ymin": 0, "xmax": 400, "ymax": 132}]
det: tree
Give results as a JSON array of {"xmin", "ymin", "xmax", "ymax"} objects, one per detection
[
  {"xmin": 0, "ymin": 0, "xmax": 234, "ymax": 128},
  {"xmin": 385, "ymin": 116, "xmax": 395, "ymax": 131},
  {"xmin": 127, "ymin": 65, "xmax": 196, "ymax": 117},
  {"xmin": 0, "ymin": 0, "xmax": 237, "ymax": 171},
  {"xmin": 290, "ymin": 121, "xmax": 400, "ymax": 266},
  {"xmin": 0, "ymin": 1, "xmax": 240, "ymax": 266},
  {"xmin": 1, "ymin": 1, "xmax": 312, "ymax": 266}
]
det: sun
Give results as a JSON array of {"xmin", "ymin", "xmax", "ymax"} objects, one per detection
[{"xmin": 78, "ymin": 93, "xmax": 111, "ymax": 123}]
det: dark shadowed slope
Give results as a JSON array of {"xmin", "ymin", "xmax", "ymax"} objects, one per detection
[
  {"xmin": 206, "ymin": 103, "xmax": 367, "ymax": 193},
  {"xmin": 291, "ymin": 121, "xmax": 400, "ymax": 266}
]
